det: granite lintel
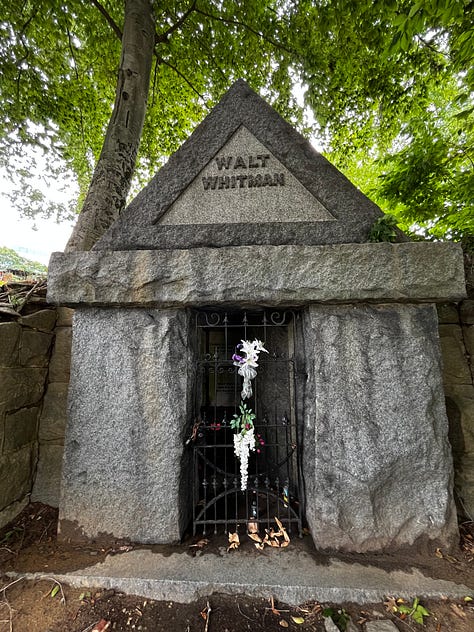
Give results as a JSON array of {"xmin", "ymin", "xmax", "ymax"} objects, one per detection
[{"xmin": 46, "ymin": 242, "xmax": 466, "ymax": 308}]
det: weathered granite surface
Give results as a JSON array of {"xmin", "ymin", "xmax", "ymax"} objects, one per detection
[
  {"xmin": 365, "ymin": 622, "xmax": 399, "ymax": 632},
  {"xmin": 159, "ymin": 126, "xmax": 335, "ymax": 225},
  {"xmin": 58, "ymin": 308, "xmax": 195, "ymax": 543},
  {"xmin": 302, "ymin": 304, "xmax": 458, "ymax": 552},
  {"xmin": 94, "ymin": 80, "xmax": 385, "ymax": 250},
  {"xmin": 47, "ymin": 242, "xmax": 466, "ymax": 308}
]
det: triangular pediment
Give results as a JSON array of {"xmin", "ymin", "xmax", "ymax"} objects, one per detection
[
  {"xmin": 96, "ymin": 80, "xmax": 384, "ymax": 250},
  {"xmin": 158, "ymin": 125, "xmax": 335, "ymax": 225}
]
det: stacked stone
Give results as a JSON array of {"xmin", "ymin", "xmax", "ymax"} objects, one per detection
[
  {"xmin": 439, "ymin": 262, "xmax": 474, "ymax": 520},
  {"xmin": 31, "ymin": 307, "xmax": 73, "ymax": 507},
  {"xmin": 0, "ymin": 309, "xmax": 55, "ymax": 527}
]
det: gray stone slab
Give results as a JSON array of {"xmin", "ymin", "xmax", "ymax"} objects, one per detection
[
  {"xmin": 20, "ymin": 329, "xmax": 53, "ymax": 367},
  {"xmin": 56, "ymin": 307, "xmax": 74, "ymax": 327},
  {"xmin": 47, "ymin": 242, "xmax": 466, "ymax": 308},
  {"xmin": 365, "ymin": 622, "xmax": 399, "ymax": 632},
  {"xmin": 461, "ymin": 299, "xmax": 474, "ymax": 325},
  {"xmin": 95, "ymin": 80, "xmax": 385, "ymax": 250},
  {"xmin": 324, "ymin": 618, "xmax": 340, "ymax": 632},
  {"xmin": 463, "ymin": 325, "xmax": 474, "ymax": 368},
  {"xmin": 102, "ymin": 221, "xmax": 380, "ymax": 250},
  {"xmin": 4, "ymin": 407, "xmax": 39, "ymax": 451},
  {"xmin": 31, "ymin": 443, "xmax": 64, "ymax": 507},
  {"xmin": 58, "ymin": 308, "xmax": 195, "ymax": 543},
  {"xmin": 439, "ymin": 324, "xmax": 472, "ymax": 384},
  {"xmin": 302, "ymin": 304, "xmax": 458, "ymax": 552},
  {"xmin": 0, "ymin": 367, "xmax": 48, "ymax": 409},
  {"xmin": 8, "ymin": 548, "xmax": 472, "ymax": 606},
  {"xmin": 437, "ymin": 303, "xmax": 460, "ymax": 324},
  {"xmin": 0, "ymin": 322, "xmax": 21, "ymax": 366},
  {"xmin": 20, "ymin": 309, "xmax": 57, "ymax": 332},
  {"xmin": 48, "ymin": 326, "xmax": 72, "ymax": 382},
  {"xmin": 0, "ymin": 444, "xmax": 36, "ymax": 508},
  {"xmin": 38, "ymin": 382, "xmax": 68, "ymax": 442}
]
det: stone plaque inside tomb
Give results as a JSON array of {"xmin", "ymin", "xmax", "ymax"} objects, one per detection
[{"xmin": 48, "ymin": 80, "xmax": 466, "ymax": 552}]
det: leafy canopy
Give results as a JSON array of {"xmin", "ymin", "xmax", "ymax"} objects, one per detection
[{"xmin": 0, "ymin": 0, "xmax": 472, "ymax": 241}]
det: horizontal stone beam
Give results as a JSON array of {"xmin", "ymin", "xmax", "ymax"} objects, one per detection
[{"xmin": 47, "ymin": 242, "xmax": 466, "ymax": 307}]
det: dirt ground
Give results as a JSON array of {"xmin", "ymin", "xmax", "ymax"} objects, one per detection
[{"xmin": 1, "ymin": 504, "xmax": 473, "ymax": 632}]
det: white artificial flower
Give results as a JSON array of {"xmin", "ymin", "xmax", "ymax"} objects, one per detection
[
  {"xmin": 233, "ymin": 428, "xmax": 256, "ymax": 491},
  {"xmin": 236, "ymin": 339, "xmax": 268, "ymax": 400}
]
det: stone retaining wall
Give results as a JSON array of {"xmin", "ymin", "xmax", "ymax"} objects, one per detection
[
  {"xmin": 0, "ymin": 309, "xmax": 56, "ymax": 527},
  {"xmin": 439, "ymin": 262, "xmax": 474, "ymax": 520}
]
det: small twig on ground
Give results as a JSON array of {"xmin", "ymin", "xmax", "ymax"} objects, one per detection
[
  {"xmin": 237, "ymin": 601, "xmax": 256, "ymax": 622},
  {"xmin": 16, "ymin": 281, "xmax": 40, "ymax": 313},
  {"xmin": 204, "ymin": 600, "xmax": 211, "ymax": 632},
  {"xmin": 0, "ymin": 577, "xmax": 24, "ymax": 632},
  {"xmin": 42, "ymin": 577, "xmax": 66, "ymax": 605},
  {"xmin": 39, "ymin": 520, "xmax": 53, "ymax": 544},
  {"xmin": 265, "ymin": 595, "xmax": 290, "ymax": 615},
  {"xmin": 394, "ymin": 614, "xmax": 417, "ymax": 632}
]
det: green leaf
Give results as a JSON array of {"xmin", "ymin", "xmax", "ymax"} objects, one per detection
[
  {"xmin": 408, "ymin": 3, "xmax": 422, "ymax": 19},
  {"xmin": 50, "ymin": 584, "xmax": 60, "ymax": 598}
]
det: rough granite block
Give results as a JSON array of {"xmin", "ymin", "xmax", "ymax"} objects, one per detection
[
  {"xmin": 47, "ymin": 243, "xmax": 466, "ymax": 308},
  {"xmin": 302, "ymin": 304, "xmax": 458, "ymax": 552},
  {"xmin": 58, "ymin": 308, "xmax": 195, "ymax": 543}
]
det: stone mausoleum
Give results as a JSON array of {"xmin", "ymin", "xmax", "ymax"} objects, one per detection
[{"xmin": 48, "ymin": 80, "xmax": 466, "ymax": 553}]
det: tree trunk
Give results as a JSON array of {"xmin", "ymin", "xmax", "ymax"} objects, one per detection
[{"xmin": 65, "ymin": 0, "xmax": 155, "ymax": 252}]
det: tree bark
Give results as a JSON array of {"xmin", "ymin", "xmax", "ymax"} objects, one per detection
[{"xmin": 65, "ymin": 0, "xmax": 155, "ymax": 252}]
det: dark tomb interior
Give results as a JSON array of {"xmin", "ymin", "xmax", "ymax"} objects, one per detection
[{"xmin": 190, "ymin": 309, "xmax": 303, "ymax": 536}]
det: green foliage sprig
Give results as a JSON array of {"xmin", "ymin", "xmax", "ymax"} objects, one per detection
[
  {"xmin": 397, "ymin": 597, "xmax": 430, "ymax": 625},
  {"xmin": 230, "ymin": 402, "xmax": 256, "ymax": 435},
  {"xmin": 368, "ymin": 215, "xmax": 398, "ymax": 243}
]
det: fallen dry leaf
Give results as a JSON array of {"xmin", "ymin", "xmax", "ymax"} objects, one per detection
[
  {"xmin": 450, "ymin": 603, "xmax": 466, "ymax": 619},
  {"xmin": 384, "ymin": 597, "xmax": 398, "ymax": 613},
  {"xmin": 227, "ymin": 532, "xmax": 240, "ymax": 551},
  {"xmin": 279, "ymin": 619, "xmax": 289, "ymax": 627},
  {"xmin": 435, "ymin": 548, "xmax": 444, "ymax": 559},
  {"xmin": 92, "ymin": 620, "xmax": 111, "ymax": 632},
  {"xmin": 189, "ymin": 538, "xmax": 209, "ymax": 549},
  {"xmin": 248, "ymin": 533, "xmax": 263, "ymax": 543}
]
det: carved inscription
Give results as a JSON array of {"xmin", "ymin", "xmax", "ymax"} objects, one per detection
[{"xmin": 202, "ymin": 154, "xmax": 285, "ymax": 190}]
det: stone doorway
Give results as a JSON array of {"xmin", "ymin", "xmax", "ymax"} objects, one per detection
[{"xmin": 191, "ymin": 309, "xmax": 303, "ymax": 536}]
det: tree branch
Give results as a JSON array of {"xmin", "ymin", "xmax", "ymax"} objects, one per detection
[
  {"xmin": 66, "ymin": 26, "xmax": 79, "ymax": 80},
  {"xmin": 90, "ymin": 0, "xmax": 123, "ymax": 40},
  {"xmin": 416, "ymin": 34, "xmax": 448, "ymax": 58},
  {"xmin": 194, "ymin": 7, "xmax": 295, "ymax": 56},
  {"xmin": 157, "ymin": 56, "xmax": 207, "ymax": 104},
  {"xmin": 155, "ymin": 0, "xmax": 197, "ymax": 44},
  {"xmin": 151, "ymin": 56, "xmax": 160, "ymax": 108}
]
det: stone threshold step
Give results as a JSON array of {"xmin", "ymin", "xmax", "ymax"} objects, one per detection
[{"xmin": 7, "ymin": 548, "xmax": 472, "ymax": 605}]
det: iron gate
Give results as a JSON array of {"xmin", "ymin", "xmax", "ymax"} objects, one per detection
[{"xmin": 191, "ymin": 309, "xmax": 303, "ymax": 536}]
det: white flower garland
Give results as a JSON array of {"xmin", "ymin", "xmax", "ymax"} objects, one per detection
[
  {"xmin": 231, "ymin": 339, "xmax": 268, "ymax": 491},
  {"xmin": 233, "ymin": 428, "xmax": 256, "ymax": 491}
]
